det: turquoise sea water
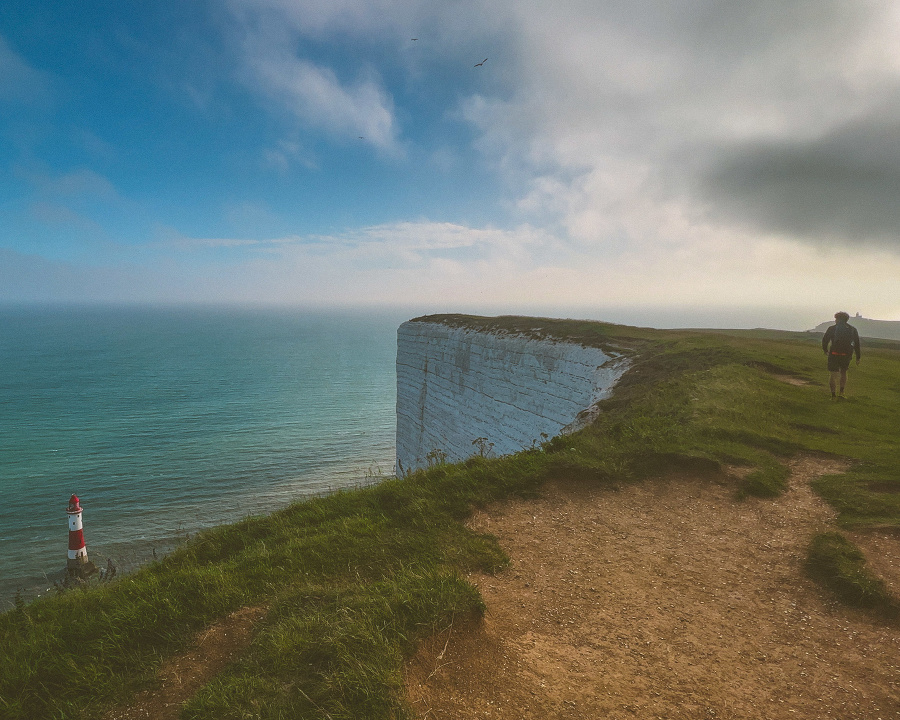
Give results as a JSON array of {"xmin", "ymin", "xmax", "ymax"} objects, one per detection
[{"xmin": 0, "ymin": 306, "xmax": 403, "ymax": 607}]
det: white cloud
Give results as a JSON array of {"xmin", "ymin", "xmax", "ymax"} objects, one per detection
[
  {"xmin": 226, "ymin": 1, "xmax": 403, "ymax": 152},
  {"xmin": 226, "ymin": 0, "xmax": 415, "ymax": 37},
  {"xmin": 28, "ymin": 201, "xmax": 105, "ymax": 234},
  {"xmin": 10, "ymin": 2, "xmax": 900, "ymax": 320},
  {"xmin": 223, "ymin": 0, "xmax": 511, "ymax": 156},
  {"xmin": 261, "ymin": 139, "xmax": 318, "ymax": 172},
  {"xmin": 49, "ymin": 169, "xmax": 120, "ymax": 200},
  {"xmin": 456, "ymin": 0, "xmax": 900, "ymax": 250},
  {"xmin": 0, "ymin": 35, "xmax": 50, "ymax": 104},
  {"xmin": 14, "ymin": 166, "xmax": 126, "ymax": 245},
  {"xmin": 225, "ymin": 0, "xmax": 499, "ymax": 50},
  {"xmin": 155, "ymin": 232, "xmax": 267, "ymax": 250},
  {"xmin": 7, "ymin": 214, "xmax": 900, "ymax": 326},
  {"xmin": 245, "ymin": 49, "xmax": 398, "ymax": 150},
  {"xmin": 17, "ymin": 164, "xmax": 121, "ymax": 201},
  {"xmin": 141, "ymin": 219, "xmax": 900, "ymax": 324}
]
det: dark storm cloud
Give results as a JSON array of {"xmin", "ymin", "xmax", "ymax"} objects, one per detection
[
  {"xmin": 701, "ymin": 103, "xmax": 900, "ymax": 246},
  {"xmin": 466, "ymin": 0, "xmax": 900, "ymax": 257}
]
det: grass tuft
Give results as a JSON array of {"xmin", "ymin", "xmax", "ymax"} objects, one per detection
[
  {"xmin": 806, "ymin": 532, "xmax": 898, "ymax": 616},
  {"xmin": 182, "ymin": 567, "xmax": 483, "ymax": 719},
  {"xmin": 737, "ymin": 462, "xmax": 791, "ymax": 499}
]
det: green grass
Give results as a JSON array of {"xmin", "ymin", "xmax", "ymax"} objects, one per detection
[
  {"xmin": 806, "ymin": 532, "xmax": 898, "ymax": 615},
  {"xmin": 2, "ymin": 316, "xmax": 899, "ymax": 719},
  {"xmin": 182, "ymin": 568, "xmax": 483, "ymax": 719},
  {"xmin": 737, "ymin": 461, "xmax": 792, "ymax": 499}
]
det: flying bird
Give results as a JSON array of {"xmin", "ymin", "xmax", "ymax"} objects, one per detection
[
  {"xmin": 474, "ymin": 58, "xmax": 487, "ymax": 67},
  {"xmin": 411, "ymin": 38, "xmax": 418, "ymax": 41}
]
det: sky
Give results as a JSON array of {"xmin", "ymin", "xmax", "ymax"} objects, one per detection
[{"xmin": 2, "ymin": 0, "xmax": 900, "ymax": 329}]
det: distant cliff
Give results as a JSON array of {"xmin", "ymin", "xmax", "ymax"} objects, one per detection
[
  {"xmin": 810, "ymin": 315, "xmax": 900, "ymax": 341},
  {"xmin": 396, "ymin": 318, "xmax": 629, "ymax": 473}
]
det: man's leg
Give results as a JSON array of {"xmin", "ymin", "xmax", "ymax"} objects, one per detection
[
  {"xmin": 830, "ymin": 371, "xmax": 838, "ymax": 397},
  {"xmin": 839, "ymin": 367, "xmax": 848, "ymax": 396}
]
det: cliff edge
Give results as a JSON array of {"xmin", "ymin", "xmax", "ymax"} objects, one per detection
[{"xmin": 396, "ymin": 316, "xmax": 630, "ymax": 473}]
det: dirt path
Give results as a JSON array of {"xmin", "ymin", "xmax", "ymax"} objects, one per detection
[
  {"xmin": 406, "ymin": 457, "xmax": 900, "ymax": 719},
  {"xmin": 104, "ymin": 605, "xmax": 266, "ymax": 720}
]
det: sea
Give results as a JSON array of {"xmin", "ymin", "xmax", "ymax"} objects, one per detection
[{"xmin": 0, "ymin": 305, "xmax": 407, "ymax": 609}]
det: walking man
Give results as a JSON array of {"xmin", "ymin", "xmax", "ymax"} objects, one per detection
[{"xmin": 822, "ymin": 311, "xmax": 861, "ymax": 399}]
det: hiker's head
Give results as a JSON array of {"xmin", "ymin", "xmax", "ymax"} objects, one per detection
[{"xmin": 835, "ymin": 311, "xmax": 850, "ymax": 323}]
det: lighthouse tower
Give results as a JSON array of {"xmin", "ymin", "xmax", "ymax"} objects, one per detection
[{"xmin": 66, "ymin": 494, "xmax": 97, "ymax": 578}]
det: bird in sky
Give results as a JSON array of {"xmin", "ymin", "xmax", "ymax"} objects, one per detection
[
  {"xmin": 474, "ymin": 58, "xmax": 487, "ymax": 67},
  {"xmin": 411, "ymin": 38, "xmax": 417, "ymax": 41}
]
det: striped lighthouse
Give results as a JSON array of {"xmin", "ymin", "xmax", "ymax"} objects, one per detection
[{"xmin": 66, "ymin": 494, "xmax": 95, "ymax": 578}]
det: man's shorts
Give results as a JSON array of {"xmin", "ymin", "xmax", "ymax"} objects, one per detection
[{"xmin": 828, "ymin": 353, "xmax": 852, "ymax": 372}]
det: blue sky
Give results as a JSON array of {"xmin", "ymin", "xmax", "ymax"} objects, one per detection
[{"xmin": 2, "ymin": 0, "xmax": 900, "ymax": 328}]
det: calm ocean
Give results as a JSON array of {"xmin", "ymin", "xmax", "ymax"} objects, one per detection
[{"xmin": 0, "ymin": 306, "xmax": 404, "ymax": 607}]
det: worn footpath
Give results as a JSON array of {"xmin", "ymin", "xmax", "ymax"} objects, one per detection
[{"xmin": 406, "ymin": 457, "xmax": 900, "ymax": 719}]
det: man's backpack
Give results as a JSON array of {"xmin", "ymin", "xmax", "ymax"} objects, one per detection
[{"xmin": 832, "ymin": 323, "xmax": 854, "ymax": 354}]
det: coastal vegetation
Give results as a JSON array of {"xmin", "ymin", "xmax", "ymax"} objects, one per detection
[{"xmin": 2, "ymin": 316, "xmax": 899, "ymax": 719}]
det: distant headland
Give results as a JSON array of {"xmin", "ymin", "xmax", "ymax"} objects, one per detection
[{"xmin": 809, "ymin": 314, "xmax": 900, "ymax": 341}]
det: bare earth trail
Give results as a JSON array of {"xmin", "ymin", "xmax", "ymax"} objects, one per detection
[{"xmin": 406, "ymin": 457, "xmax": 900, "ymax": 719}]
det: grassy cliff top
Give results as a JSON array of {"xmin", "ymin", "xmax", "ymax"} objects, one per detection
[
  {"xmin": 408, "ymin": 312, "xmax": 848, "ymax": 353},
  {"xmin": 3, "ymin": 317, "xmax": 899, "ymax": 719},
  {"xmin": 408, "ymin": 312, "xmax": 689, "ymax": 356},
  {"xmin": 410, "ymin": 312, "xmax": 658, "ymax": 342}
]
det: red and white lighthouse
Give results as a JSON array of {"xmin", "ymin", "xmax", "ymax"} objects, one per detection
[{"xmin": 66, "ymin": 494, "xmax": 92, "ymax": 577}]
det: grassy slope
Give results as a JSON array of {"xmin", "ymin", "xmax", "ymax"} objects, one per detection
[{"xmin": 2, "ymin": 316, "xmax": 899, "ymax": 719}]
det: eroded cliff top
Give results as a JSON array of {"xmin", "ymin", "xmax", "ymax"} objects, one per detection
[{"xmin": 407, "ymin": 313, "xmax": 651, "ymax": 355}]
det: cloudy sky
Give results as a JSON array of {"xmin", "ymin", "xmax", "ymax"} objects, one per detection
[{"xmin": 2, "ymin": 0, "xmax": 899, "ymax": 328}]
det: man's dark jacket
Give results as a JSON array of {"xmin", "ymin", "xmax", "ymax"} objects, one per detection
[{"xmin": 822, "ymin": 322, "xmax": 861, "ymax": 361}]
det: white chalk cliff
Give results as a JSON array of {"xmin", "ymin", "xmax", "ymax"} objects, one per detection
[{"xmin": 396, "ymin": 320, "xmax": 630, "ymax": 473}]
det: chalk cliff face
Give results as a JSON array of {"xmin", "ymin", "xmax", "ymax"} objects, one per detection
[{"xmin": 396, "ymin": 320, "xmax": 629, "ymax": 473}]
